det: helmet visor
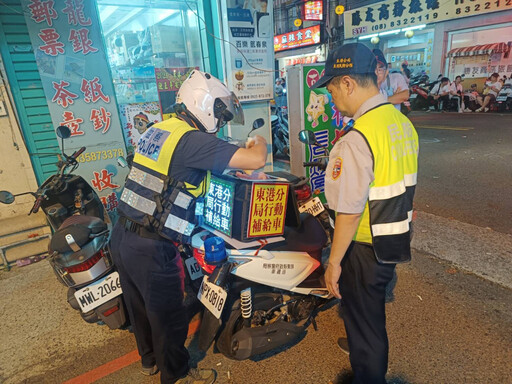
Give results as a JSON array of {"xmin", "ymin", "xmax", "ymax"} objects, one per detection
[{"xmin": 216, "ymin": 92, "xmax": 244, "ymax": 127}]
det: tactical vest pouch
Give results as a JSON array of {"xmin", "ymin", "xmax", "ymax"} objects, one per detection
[{"xmin": 156, "ymin": 184, "xmax": 199, "ymax": 244}]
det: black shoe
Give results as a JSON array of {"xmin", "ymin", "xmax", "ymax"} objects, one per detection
[{"xmin": 337, "ymin": 337, "xmax": 350, "ymax": 355}]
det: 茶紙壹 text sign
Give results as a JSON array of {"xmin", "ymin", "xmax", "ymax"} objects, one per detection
[
  {"xmin": 247, "ymin": 183, "xmax": 289, "ymax": 238},
  {"xmin": 22, "ymin": 0, "xmax": 128, "ymax": 220},
  {"xmin": 344, "ymin": 0, "xmax": 512, "ymax": 39}
]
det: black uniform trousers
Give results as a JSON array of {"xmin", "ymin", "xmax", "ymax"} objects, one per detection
[
  {"xmin": 111, "ymin": 222, "xmax": 189, "ymax": 384},
  {"xmin": 339, "ymin": 242, "xmax": 396, "ymax": 384}
]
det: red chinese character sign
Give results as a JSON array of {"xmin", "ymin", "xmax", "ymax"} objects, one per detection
[
  {"xmin": 247, "ymin": 183, "xmax": 289, "ymax": 238},
  {"xmin": 23, "ymin": 0, "xmax": 129, "ymax": 221}
]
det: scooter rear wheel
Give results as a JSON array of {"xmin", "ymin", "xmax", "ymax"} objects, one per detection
[{"xmin": 216, "ymin": 293, "xmax": 281, "ymax": 359}]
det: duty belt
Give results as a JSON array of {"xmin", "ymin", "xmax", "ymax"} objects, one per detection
[{"xmin": 118, "ymin": 216, "xmax": 165, "ymax": 241}]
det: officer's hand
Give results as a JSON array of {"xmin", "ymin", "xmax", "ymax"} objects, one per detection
[
  {"xmin": 325, "ymin": 262, "xmax": 342, "ymax": 299},
  {"xmin": 246, "ymin": 135, "xmax": 267, "ymax": 149}
]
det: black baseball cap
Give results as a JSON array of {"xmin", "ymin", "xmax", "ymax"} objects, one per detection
[{"xmin": 310, "ymin": 43, "xmax": 377, "ymax": 89}]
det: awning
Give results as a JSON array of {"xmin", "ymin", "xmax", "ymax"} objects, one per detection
[{"xmin": 447, "ymin": 42, "xmax": 509, "ymax": 58}]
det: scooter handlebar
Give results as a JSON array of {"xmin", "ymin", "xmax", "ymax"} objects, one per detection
[
  {"xmin": 303, "ymin": 161, "xmax": 326, "ymax": 170},
  {"xmin": 29, "ymin": 195, "xmax": 44, "ymax": 215},
  {"xmin": 71, "ymin": 147, "xmax": 86, "ymax": 159}
]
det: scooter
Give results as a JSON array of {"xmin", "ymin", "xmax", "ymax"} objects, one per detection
[
  {"xmin": 192, "ymin": 201, "xmax": 332, "ymax": 360},
  {"xmin": 271, "ymin": 105, "xmax": 290, "ymax": 158},
  {"xmin": 496, "ymin": 83, "xmax": 512, "ymax": 112},
  {"xmin": 183, "ymin": 124, "xmax": 335, "ymax": 359},
  {"xmin": 0, "ymin": 126, "xmax": 127, "ymax": 329}
]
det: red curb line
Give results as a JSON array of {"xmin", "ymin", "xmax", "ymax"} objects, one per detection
[{"xmin": 63, "ymin": 319, "xmax": 201, "ymax": 384}]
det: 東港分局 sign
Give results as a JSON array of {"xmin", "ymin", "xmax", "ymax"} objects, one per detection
[{"xmin": 344, "ymin": 0, "xmax": 511, "ymax": 38}]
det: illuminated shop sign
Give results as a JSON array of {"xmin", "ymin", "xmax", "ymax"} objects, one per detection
[
  {"xmin": 304, "ymin": 1, "xmax": 323, "ymax": 21},
  {"xmin": 344, "ymin": 0, "xmax": 511, "ymax": 39},
  {"xmin": 204, "ymin": 176, "xmax": 235, "ymax": 236},
  {"xmin": 274, "ymin": 25, "xmax": 321, "ymax": 52}
]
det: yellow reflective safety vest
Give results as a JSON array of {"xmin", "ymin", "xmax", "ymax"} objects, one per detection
[
  {"xmin": 118, "ymin": 116, "xmax": 210, "ymax": 243},
  {"xmin": 353, "ymin": 103, "xmax": 419, "ymax": 263}
]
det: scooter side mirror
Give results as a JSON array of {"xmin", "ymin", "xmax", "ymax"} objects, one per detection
[
  {"xmin": 56, "ymin": 125, "xmax": 71, "ymax": 156},
  {"xmin": 247, "ymin": 118, "xmax": 265, "ymax": 137},
  {"xmin": 0, "ymin": 191, "xmax": 15, "ymax": 204},
  {"xmin": 298, "ymin": 130, "xmax": 320, "ymax": 146},
  {"xmin": 56, "ymin": 126, "xmax": 71, "ymax": 139}
]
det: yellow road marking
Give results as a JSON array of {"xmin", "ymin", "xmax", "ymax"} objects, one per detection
[{"xmin": 417, "ymin": 125, "xmax": 473, "ymax": 131}]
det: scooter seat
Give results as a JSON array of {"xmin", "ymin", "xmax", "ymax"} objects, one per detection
[
  {"xmin": 266, "ymin": 213, "xmax": 326, "ymax": 253},
  {"xmin": 49, "ymin": 216, "xmax": 107, "ymax": 254}
]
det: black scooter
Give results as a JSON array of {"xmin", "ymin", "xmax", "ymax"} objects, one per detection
[{"xmin": 0, "ymin": 126, "xmax": 127, "ymax": 329}]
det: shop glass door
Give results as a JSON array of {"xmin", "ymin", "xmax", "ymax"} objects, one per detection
[{"xmin": 96, "ymin": 0, "xmax": 205, "ymax": 152}]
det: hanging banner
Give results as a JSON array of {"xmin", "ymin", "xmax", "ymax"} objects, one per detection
[
  {"xmin": 155, "ymin": 67, "xmax": 197, "ymax": 120},
  {"xmin": 22, "ymin": 0, "xmax": 128, "ymax": 219},
  {"xmin": 224, "ymin": 0, "xmax": 274, "ymax": 102},
  {"xmin": 344, "ymin": 0, "xmax": 512, "ymax": 38},
  {"xmin": 274, "ymin": 25, "xmax": 321, "ymax": 52}
]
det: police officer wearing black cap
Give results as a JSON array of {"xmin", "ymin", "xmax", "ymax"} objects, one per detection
[{"xmin": 311, "ymin": 43, "xmax": 419, "ymax": 383}]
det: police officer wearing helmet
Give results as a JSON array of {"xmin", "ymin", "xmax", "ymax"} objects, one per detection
[
  {"xmin": 311, "ymin": 43, "xmax": 419, "ymax": 383},
  {"xmin": 112, "ymin": 70, "xmax": 267, "ymax": 384}
]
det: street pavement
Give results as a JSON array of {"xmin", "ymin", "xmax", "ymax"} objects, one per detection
[{"xmin": 1, "ymin": 111, "xmax": 511, "ymax": 383}]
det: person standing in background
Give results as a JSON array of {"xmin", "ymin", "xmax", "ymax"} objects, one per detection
[{"xmin": 373, "ymin": 49, "xmax": 410, "ymax": 111}]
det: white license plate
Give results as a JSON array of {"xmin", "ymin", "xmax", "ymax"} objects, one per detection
[
  {"xmin": 185, "ymin": 256, "xmax": 203, "ymax": 281},
  {"xmin": 496, "ymin": 96, "xmax": 507, "ymax": 101},
  {"xmin": 410, "ymin": 93, "xmax": 418, "ymax": 99},
  {"xmin": 74, "ymin": 272, "xmax": 122, "ymax": 313},
  {"xmin": 298, "ymin": 196, "xmax": 325, "ymax": 216},
  {"xmin": 197, "ymin": 276, "xmax": 227, "ymax": 319}
]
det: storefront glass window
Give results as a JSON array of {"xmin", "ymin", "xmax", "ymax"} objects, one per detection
[
  {"xmin": 96, "ymin": 0, "xmax": 204, "ymax": 152},
  {"xmin": 384, "ymin": 28, "xmax": 434, "ymax": 77}
]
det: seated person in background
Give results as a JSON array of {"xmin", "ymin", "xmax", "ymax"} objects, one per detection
[
  {"xmin": 476, "ymin": 72, "xmax": 502, "ymax": 112},
  {"xmin": 449, "ymin": 75, "xmax": 464, "ymax": 113},
  {"xmin": 427, "ymin": 77, "xmax": 450, "ymax": 111},
  {"xmin": 373, "ymin": 49, "xmax": 410, "ymax": 111},
  {"xmin": 464, "ymin": 84, "xmax": 480, "ymax": 112}
]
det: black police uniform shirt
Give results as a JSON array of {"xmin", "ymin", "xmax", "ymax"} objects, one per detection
[{"xmin": 169, "ymin": 130, "xmax": 239, "ymax": 184}]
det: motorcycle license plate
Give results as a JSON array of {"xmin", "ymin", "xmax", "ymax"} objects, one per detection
[
  {"xmin": 74, "ymin": 272, "xmax": 122, "ymax": 313},
  {"xmin": 496, "ymin": 96, "xmax": 507, "ymax": 101},
  {"xmin": 185, "ymin": 256, "xmax": 203, "ymax": 281},
  {"xmin": 197, "ymin": 276, "xmax": 227, "ymax": 319},
  {"xmin": 298, "ymin": 197, "xmax": 325, "ymax": 216},
  {"xmin": 410, "ymin": 94, "xmax": 418, "ymax": 99}
]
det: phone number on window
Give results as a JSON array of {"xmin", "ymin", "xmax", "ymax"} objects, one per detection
[
  {"xmin": 77, "ymin": 148, "xmax": 125, "ymax": 163},
  {"xmin": 371, "ymin": 13, "xmax": 440, "ymax": 32}
]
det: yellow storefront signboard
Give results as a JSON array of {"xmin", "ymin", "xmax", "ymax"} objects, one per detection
[
  {"xmin": 344, "ymin": 0, "xmax": 511, "ymax": 39},
  {"xmin": 247, "ymin": 183, "xmax": 289, "ymax": 238}
]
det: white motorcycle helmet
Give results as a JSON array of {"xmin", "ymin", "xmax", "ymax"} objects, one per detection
[{"xmin": 176, "ymin": 70, "xmax": 244, "ymax": 133}]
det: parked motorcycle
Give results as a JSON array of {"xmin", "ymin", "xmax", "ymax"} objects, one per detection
[
  {"xmin": 496, "ymin": 83, "xmax": 512, "ymax": 112},
  {"xmin": 192, "ymin": 198, "xmax": 332, "ymax": 360},
  {"xmin": 0, "ymin": 126, "xmax": 127, "ymax": 329},
  {"xmin": 271, "ymin": 105, "xmax": 290, "ymax": 158}
]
